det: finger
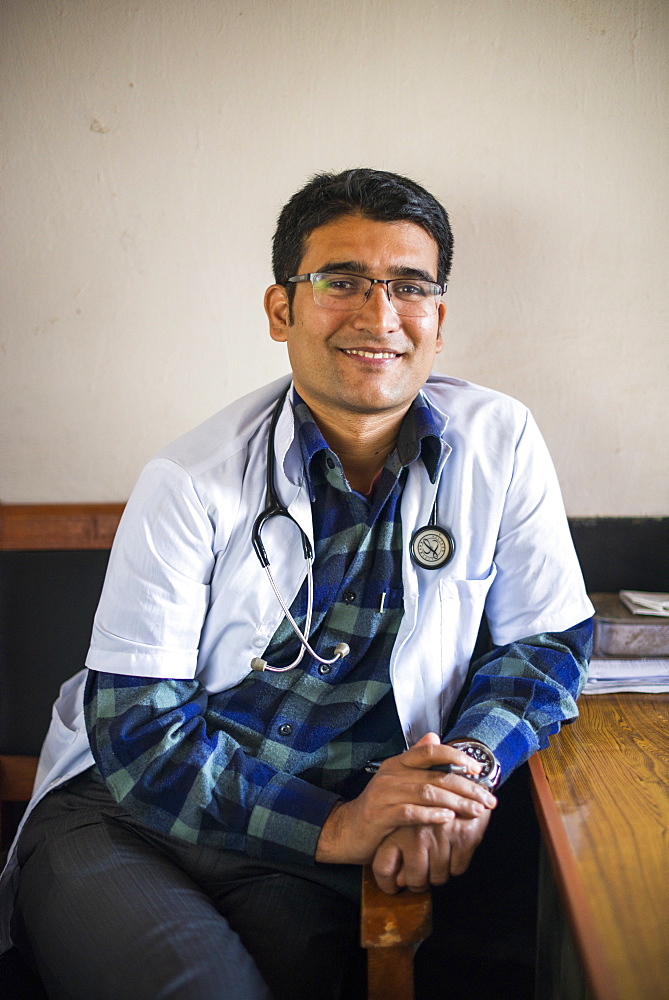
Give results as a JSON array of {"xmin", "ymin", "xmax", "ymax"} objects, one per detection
[
  {"xmin": 367, "ymin": 776, "xmax": 488, "ymax": 824},
  {"xmin": 427, "ymin": 832, "xmax": 452, "ymax": 886},
  {"xmin": 401, "ymin": 777, "xmax": 494, "ymax": 820},
  {"xmin": 370, "ymin": 733, "xmax": 441, "ymax": 776},
  {"xmin": 393, "ymin": 827, "xmax": 451, "ymax": 890},
  {"xmin": 411, "ymin": 732, "xmax": 441, "ymax": 748},
  {"xmin": 435, "ymin": 792, "xmax": 489, "ymax": 820},
  {"xmin": 401, "ymin": 739, "xmax": 485, "ymax": 777},
  {"xmin": 388, "ymin": 804, "xmax": 456, "ymax": 828},
  {"xmin": 449, "ymin": 813, "xmax": 491, "ymax": 876},
  {"xmin": 433, "ymin": 773, "xmax": 498, "ymax": 811},
  {"xmin": 372, "ymin": 842, "xmax": 403, "ymax": 895},
  {"xmin": 397, "ymin": 835, "xmax": 430, "ymax": 893},
  {"xmin": 450, "ymin": 841, "xmax": 477, "ymax": 876}
]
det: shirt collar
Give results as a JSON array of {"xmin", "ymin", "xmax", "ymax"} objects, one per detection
[
  {"xmin": 396, "ymin": 390, "xmax": 444, "ymax": 484},
  {"xmin": 291, "ymin": 389, "xmax": 445, "ymax": 498}
]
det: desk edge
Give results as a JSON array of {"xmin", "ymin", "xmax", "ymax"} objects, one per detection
[{"xmin": 528, "ymin": 752, "xmax": 621, "ymax": 1000}]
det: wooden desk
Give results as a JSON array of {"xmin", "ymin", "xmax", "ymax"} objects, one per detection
[{"xmin": 529, "ymin": 693, "xmax": 669, "ymax": 1000}]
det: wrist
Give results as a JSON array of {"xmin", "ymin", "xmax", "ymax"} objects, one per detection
[{"xmin": 314, "ymin": 800, "xmax": 346, "ymax": 863}]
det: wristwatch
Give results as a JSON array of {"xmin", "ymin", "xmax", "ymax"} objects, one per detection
[{"xmin": 447, "ymin": 740, "xmax": 501, "ymax": 790}]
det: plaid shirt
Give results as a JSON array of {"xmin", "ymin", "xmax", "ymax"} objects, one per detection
[{"xmin": 85, "ymin": 392, "xmax": 591, "ymax": 866}]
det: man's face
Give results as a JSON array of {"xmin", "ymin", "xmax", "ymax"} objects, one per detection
[{"xmin": 265, "ymin": 214, "xmax": 445, "ymax": 424}]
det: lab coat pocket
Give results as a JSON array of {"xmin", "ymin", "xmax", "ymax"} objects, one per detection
[{"xmin": 438, "ymin": 568, "xmax": 497, "ymax": 725}]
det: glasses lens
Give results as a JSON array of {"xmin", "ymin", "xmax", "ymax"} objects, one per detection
[
  {"xmin": 311, "ymin": 273, "xmax": 368, "ymax": 310},
  {"xmin": 388, "ymin": 280, "xmax": 441, "ymax": 317},
  {"xmin": 309, "ymin": 273, "xmax": 441, "ymax": 316}
]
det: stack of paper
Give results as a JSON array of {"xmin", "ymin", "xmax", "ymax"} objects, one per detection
[
  {"xmin": 585, "ymin": 591, "xmax": 669, "ymax": 694},
  {"xmin": 584, "ymin": 657, "xmax": 669, "ymax": 694}
]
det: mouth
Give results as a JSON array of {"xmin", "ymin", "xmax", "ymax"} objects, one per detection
[{"xmin": 340, "ymin": 348, "xmax": 400, "ymax": 360}]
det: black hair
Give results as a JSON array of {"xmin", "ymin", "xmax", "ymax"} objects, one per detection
[{"xmin": 272, "ymin": 168, "xmax": 453, "ymax": 305}]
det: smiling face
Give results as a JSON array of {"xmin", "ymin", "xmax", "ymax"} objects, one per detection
[{"xmin": 264, "ymin": 213, "xmax": 445, "ymax": 429}]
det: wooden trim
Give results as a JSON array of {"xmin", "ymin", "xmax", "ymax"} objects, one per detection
[
  {"xmin": 0, "ymin": 503, "xmax": 124, "ymax": 551},
  {"xmin": 528, "ymin": 753, "xmax": 621, "ymax": 1000}
]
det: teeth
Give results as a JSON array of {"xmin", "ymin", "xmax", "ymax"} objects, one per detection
[{"xmin": 343, "ymin": 349, "xmax": 397, "ymax": 359}]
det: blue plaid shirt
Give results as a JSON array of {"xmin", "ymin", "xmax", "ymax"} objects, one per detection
[{"xmin": 85, "ymin": 392, "xmax": 591, "ymax": 865}]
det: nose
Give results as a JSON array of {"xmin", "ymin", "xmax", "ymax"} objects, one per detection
[{"xmin": 353, "ymin": 281, "xmax": 401, "ymax": 333}]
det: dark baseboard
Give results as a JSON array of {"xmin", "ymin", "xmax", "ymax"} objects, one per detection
[{"xmin": 568, "ymin": 517, "xmax": 668, "ymax": 593}]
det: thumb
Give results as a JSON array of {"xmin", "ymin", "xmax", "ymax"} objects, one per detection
[{"xmin": 411, "ymin": 732, "xmax": 441, "ymax": 748}]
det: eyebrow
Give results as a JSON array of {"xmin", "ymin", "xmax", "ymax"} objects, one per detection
[{"xmin": 315, "ymin": 260, "xmax": 437, "ymax": 283}]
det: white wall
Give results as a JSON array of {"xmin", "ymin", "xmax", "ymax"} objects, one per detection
[{"xmin": 1, "ymin": 0, "xmax": 667, "ymax": 514}]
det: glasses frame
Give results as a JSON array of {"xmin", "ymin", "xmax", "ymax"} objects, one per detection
[{"xmin": 286, "ymin": 272, "xmax": 446, "ymax": 316}]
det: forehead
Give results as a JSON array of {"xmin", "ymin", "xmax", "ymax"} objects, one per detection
[{"xmin": 299, "ymin": 213, "xmax": 439, "ymax": 277}]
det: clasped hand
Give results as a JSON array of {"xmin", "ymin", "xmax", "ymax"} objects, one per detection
[{"xmin": 315, "ymin": 733, "xmax": 496, "ymax": 893}]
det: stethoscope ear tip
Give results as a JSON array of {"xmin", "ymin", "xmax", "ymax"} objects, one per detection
[
  {"xmin": 333, "ymin": 643, "xmax": 350, "ymax": 660},
  {"xmin": 250, "ymin": 657, "xmax": 268, "ymax": 672}
]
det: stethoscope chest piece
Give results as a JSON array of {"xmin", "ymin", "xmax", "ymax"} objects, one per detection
[{"xmin": 409, "ymin": 524, "xmax": 455, "ymax": 570}]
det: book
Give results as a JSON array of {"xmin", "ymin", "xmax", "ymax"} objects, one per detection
[{"xmin": 619, "ymin": 590, "xmax": 669, "ymax": 617}]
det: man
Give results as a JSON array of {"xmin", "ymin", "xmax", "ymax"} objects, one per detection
[{"xmin": 1, "ymin": 169, "xmax": 593, "ymax": 999}]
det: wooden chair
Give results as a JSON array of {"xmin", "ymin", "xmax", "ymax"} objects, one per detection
[
  {"xmin": 361, "ymin": 865, "xmax": 431, "ymax": 999},
  {"xmin": 0, "ymin": 503, "xmax": 431, "ymax": 1000},
  {"xmin": 0, "ymin": 756, "xmax": 38, "ymax": 851}
]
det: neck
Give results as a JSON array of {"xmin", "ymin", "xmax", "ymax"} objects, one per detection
[{"xmin": 301, "ymin": 399, "xmax": 409, "ymax": 494}]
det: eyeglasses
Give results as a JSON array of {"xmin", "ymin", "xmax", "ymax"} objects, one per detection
[{"xmin": 286, "ymin": 272, "xmax": 445, "ymax": 318}]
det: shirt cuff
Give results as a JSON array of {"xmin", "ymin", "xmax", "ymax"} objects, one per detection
[{"xmin": 246, "ymin": 772, "xmax": 342, "ymax": 865}]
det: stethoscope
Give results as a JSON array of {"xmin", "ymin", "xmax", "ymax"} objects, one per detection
[{"xmin": 249, "ymin": 390, "xmax": 455, "ymax": 673}]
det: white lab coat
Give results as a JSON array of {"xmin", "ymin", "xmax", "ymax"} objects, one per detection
[{"xmin": 0, "ymin": 373, "xmax": 593, "ymax": 949}]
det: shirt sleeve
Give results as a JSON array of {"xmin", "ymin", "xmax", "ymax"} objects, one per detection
[
  {"xmin": 83, "ymin": 670, "xmax": 341, "ymax": 865},
  {"xmin": 443, "ymin": 618, "xmax": 593, "ymax": 782}
]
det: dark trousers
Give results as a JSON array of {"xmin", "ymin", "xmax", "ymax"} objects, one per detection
[
  {"xmin": 12, "ymin": 770, "xmax": 365, "ymax": 1000},
  {"xmin": 12, "ymin": 767, "xmax": 539, "ymax": 1000}
]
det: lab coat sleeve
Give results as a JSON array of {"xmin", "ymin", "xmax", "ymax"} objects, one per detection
[
  {"xmin": 86, "ymin": 459, "xmax": 216, "ymax": 680},
  {"xmin": 84, "ymin": 670, "xmax": 341, "ymax": 865},
  {"xmin": 483, "ymin": 410, "xmax": 594, "ymax": 645},
  {"xmin": 440, "ymin": 402, "xmax": 594, "ymax": 780}
]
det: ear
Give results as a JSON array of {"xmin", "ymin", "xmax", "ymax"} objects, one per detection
[
  {"xmin": 435, "ymin": 300, "xmax": 447, "ymax": 354},
  {"xmin": 264, "ymin": 284, "xmax": 291, "ymax": 343}
]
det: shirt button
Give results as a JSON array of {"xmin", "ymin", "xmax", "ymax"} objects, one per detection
[
  {"xmin": 318, "ymin": 663, "xmax": 332, "ymax": 675},
  {"xmin": 343, "ymin": 591, "xmax": 356, "ymax": 604},
  {"xmin": 326, "ymin": 457, "xmax": 335, "ymax": 469},
  {"xmin": 277, "ymin": 724, "xmax": 293, "ymax": 737}
]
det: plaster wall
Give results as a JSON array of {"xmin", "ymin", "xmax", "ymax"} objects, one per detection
[{"xmin": 1, "ymin": 0, "xmax": 667, "ymax": 513}]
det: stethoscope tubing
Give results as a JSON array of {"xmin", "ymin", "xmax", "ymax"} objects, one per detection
[
  {"xmin": 250, "ymin": 388, "xmax": 454, "ymax": 672},
  {"xmin": 250, "ymin": 390, "xmax": 348, "ymax": 672}
]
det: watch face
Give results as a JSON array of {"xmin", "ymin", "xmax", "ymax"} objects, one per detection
[{"xmin": 409, "ymin": 526, "xmax": 455, "ymax": 569}]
